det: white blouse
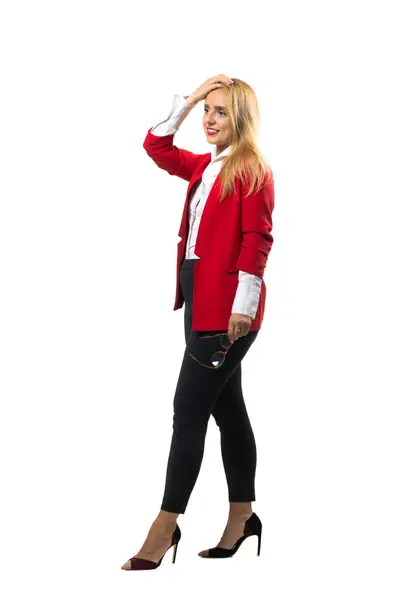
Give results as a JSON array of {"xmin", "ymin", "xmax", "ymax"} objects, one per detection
[{"xmin": 150, "ymin": 94, "xmax": 262, "ymax": 319}]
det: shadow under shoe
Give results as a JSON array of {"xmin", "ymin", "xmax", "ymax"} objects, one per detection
[
  {"xmin": 198, "ymin": 512, "xmax": 262, "ymax": 558},
  {"xmin": 121, "ymin": 523, "xmax": 181, "ymax": 570}
]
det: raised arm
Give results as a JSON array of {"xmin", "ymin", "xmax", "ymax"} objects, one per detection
[
  {"xmin": 143, "ymin": 76, "xmax": 235, "ymax": 182},
  {"xmin": 143, "ymin": 95, "xmax": 204, "ymax": 182}
]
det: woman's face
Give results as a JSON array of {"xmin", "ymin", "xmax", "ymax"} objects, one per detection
[{"xmin": 203, "ymin": 89, "xmax": 233, "ymax": 154}]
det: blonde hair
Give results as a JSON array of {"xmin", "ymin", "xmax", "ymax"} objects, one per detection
[{"xmin": 212, "ymin": 78, "xmax": 273, "ymax": 202}]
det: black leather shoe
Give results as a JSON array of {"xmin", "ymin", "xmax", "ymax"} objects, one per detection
[{"xmin": 198, "ymin": 512, "xmax": 262, "ymax": 558}]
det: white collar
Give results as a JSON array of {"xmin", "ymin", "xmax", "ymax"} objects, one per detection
[
  {"xmin": 201, "ymin": 144, "xmax": 233, "ymax": 181},
  {"xmin": 210, "ymin": 144, "xmax": 232, "ymax": 163}
]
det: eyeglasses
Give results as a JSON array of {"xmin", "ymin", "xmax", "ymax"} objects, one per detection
[{"xmin": 189, "ymin": 332, "xmax": 233, "ymax": 370}]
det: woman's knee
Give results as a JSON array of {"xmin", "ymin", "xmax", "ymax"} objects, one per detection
[{"xmin": 172, "ymin": 411, "xmax": 209, "ymax": 439}]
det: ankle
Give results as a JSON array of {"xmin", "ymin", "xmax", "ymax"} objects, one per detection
[
  {"xmin": 228, "ymin": 502, "xmax": 253, "ymax": 520},
  {"xmin": 154, "ymin": 509, "xmax": 179, "ymax": 528}
]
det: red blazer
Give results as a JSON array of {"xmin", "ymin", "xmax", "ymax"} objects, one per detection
[{"xmin": 143, "ymin": 128, "xmax": 275, "ymax": 333}]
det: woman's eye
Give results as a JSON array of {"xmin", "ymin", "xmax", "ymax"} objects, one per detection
[{"xmin": 204, "ymin": 108, "xmax": 225, "ymax": 116}]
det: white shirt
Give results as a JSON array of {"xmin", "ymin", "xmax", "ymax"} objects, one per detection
[{"xmin": 150, "ymin": 94, "xmax": 262, "ymax": 319}]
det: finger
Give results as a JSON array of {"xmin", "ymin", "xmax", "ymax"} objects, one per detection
[
  {"xmin": 214, "ymin": 80, "xmax": 233, "ymax": 87},
  {"xmin": 214, "ymin": 75, "xmax": 233, "ymax": 85},
  {"xmin": 217, "ymin": 74, "xmax": 233, "ymax": 82}
]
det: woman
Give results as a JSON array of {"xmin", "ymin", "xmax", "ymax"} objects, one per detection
[{"xmin": 121, "ymin": 74, "xmax": 275, "ymax": 570}]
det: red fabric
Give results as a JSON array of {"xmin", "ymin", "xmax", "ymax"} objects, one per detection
[{"xmin": 143, "ymin": 128, "xmax": 275, "ymax": 332}]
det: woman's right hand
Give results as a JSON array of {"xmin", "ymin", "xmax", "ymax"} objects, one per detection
[{"xmin": 188, "ymin": 74, "xmax": 234, "ymax": 105}]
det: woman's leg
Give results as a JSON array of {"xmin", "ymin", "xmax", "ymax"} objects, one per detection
[
  {"xmin": 160, "ymin": 327, "xmax": 258, "ymax": 514},
  {"xmin": 201, "ymin": 364, "xmax": 257, "ymax": 550},
  {"xmin": 124, "ymin": 260, "xmax": 258, "ymax": 565},
  {"xmin": 212, "ymin": 363, "xmax": 257, "ymax": 503}
]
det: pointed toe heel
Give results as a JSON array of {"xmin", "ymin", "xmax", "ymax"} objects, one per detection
[
  {"xmin": 122, "ymin": 523, "xmax": 181, "ymax": 570},
  {"xmin": 198, "ymin": 512, "xmax": 262, "ymax": 559}
]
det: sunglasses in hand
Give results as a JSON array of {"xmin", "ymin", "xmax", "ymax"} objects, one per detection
[{"xmin": 189, "ymin": 332, "xmax": 233, "ymax": 370}]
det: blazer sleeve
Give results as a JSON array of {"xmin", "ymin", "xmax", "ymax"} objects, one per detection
[
  {"xmin": 143, "ymin": 94, "xmax": 205, "ymax": 182},
  {"xmin": 235, "ymin": 174, "xmax": 275, "ymax": 278},
  {"xmin": 143, "ymin": 129, "xmax": 205, "ymax": 182}
]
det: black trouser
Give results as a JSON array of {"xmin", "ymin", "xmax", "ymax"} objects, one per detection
[{"xmin": 160, "ymin": 258, "xmax": 259, "ymax": 514}]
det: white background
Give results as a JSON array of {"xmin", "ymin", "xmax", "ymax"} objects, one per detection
[{"xmin": 1, "ymin": 0, "xmax": 399, "ymax": 598}]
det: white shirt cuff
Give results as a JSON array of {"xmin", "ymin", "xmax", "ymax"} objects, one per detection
[
  {"xmin": 231, "ymin": 271, "xmax": 262, "ymax": 319},
  {"xmin": 150, "ymin": 95, "xmax": 193, "ymax": 136}
]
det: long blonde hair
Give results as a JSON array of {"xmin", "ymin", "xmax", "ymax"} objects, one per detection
[{"xmin": 215, "ymin": 78, "xmax": 273, "ymax": 203}]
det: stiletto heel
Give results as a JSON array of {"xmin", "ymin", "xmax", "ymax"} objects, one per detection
[
  {"xmin": 122, "ymin": 523, "xmax": 181, "ymax": 570},
  {"xmin": 172, "ymin": 540, "xmax": 179, "ymax": 564},
  {"xmin": 198, "ymin": 512, "xmax": 263, "ymax": 559}
]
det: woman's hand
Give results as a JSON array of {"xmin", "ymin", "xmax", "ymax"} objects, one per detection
[
  {"xmin": 228, "ymin": 313, "xmax": 252, "ymax": 343},
  {"xmin": 188, "ymin": 74, "xmax": 234, "ymax": 105}
]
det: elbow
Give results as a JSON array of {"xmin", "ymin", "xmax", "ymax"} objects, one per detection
[{"xmin": 235, "ymin": 232, "xmax": 274, "ymax": 277}]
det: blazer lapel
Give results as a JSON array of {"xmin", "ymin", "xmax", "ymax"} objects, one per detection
[
  {"xmin": 193, "ymin": 175, "xmax": 222, "ymax": 258},
  {"xmin": 177, "ymin": 153, "xmax": 233, "ymax": 259},
  {"xmin": 178, "ymin": 154, "xmax": 211, "ymax": 240}
]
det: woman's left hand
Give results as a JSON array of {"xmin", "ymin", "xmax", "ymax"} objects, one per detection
[{"xmin": 228, "ymin": 313, "xmax": 252, "ymax": 343}]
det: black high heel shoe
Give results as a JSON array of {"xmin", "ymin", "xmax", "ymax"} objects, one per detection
[
  {"xmin": 198, "ymin": 512, "xmax": 262, "ymax": 558},
  {"xmin": 121, "ymin": 523, "xmax": 181, "ymax": 570}
]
